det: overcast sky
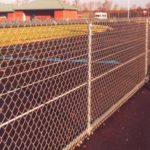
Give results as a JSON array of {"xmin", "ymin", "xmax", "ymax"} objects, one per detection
[{"xmin": 0, "ymin": 0, "xmax": 149, "ymax": 8}]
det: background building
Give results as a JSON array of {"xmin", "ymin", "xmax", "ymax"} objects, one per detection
[
  {"xmin": 0, "ymin": 0, "xmax": 78, "ymax": 21},
  {"xmin": 0, "ymin": 4, "xmax": 14, "ymax": 21}
]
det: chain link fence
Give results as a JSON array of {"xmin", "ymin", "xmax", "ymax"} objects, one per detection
[
  {"xmin": 0, "ymin": 18, "xmax": 150, "ymax": 150},
  {"xmin": 147, "ymin": 19, "xmax": 150, "ymax": 71}
]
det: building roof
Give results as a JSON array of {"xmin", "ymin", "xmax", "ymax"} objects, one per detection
[
  {"xmin": 14, "ymin": 0, "xmax": 77, "ymax": 11},
  {"xmin": 0, "ymin": 4, "xmax": 14, "ymax": 12}
]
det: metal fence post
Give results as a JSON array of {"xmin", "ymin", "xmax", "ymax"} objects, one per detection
[
  {"xmin": 145, "ymin": 19, "xmax": 149, "ymax": 79},
  {"xmin": 87, "ymin": 21, "xmax": 92, "ymax": 135}
]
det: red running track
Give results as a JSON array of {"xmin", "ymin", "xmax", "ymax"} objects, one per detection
[{"xmin": 75, "ymin": 86, "xmax": 150, "ymax": 150}]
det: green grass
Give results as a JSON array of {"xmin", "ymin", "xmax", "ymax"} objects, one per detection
[{"xmin": 0, "ymin": 24, "xmax": 111, "ymax": 46}]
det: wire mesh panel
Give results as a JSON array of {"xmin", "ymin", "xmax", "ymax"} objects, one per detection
[
  {"xmin": 148, "ymin": 19, "xmax": 150, "ymax": 68},
  {"xmin": 91, "ymin": 19, "xmax": 146, "ymax": 126},
  {"xmin": 0, "ymin": 18, "xmax": 149, "ymax": 150},
  {"xmin": 0, "ymin": 21, "xmax": 89, "ymax": 150}
]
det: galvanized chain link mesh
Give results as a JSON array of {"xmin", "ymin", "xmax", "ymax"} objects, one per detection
[
  {"xmin": 0, "ymin": 21, "xmax": 89, "ymax": 150},
  {"xmin": 0, "ymin": 18, "xmax": 149, "ymax": 150},
  {"xmin": 91, "ymin": 19, "xmax": 146, "ymax": 125},
  {"xmin": 148, "ymin": 19, "xmax": 150, "ymax": 67}
]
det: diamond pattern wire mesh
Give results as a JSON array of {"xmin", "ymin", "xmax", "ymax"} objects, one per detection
[
  {"xmin": 0, "ymin": 21, "xmax": 89, "ymax": 150},
  {"xmin": 148, "ymin": 19, "xmax": 150, "ymax": 67},
  {"xmin": 91, "ymin": 19, "xmax": 146, "ymax": 124},
  {"xmin": 0, "ymin": 18, "xmax": 149, "ymax": 150}
]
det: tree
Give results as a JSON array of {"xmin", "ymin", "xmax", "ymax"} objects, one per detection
[
  {"xmin": 72, "ymin": 0, "xmax": 81, "ymax": 9},
  {"xmin": 136, "ymin": 6, "xmax": 143, "ymax": 10},
  {"xmin": 145, "ymin": 2, "xmax": 150, "ymax": 17},
  {"xmin": 113, "ymin": 4, "xmax": 120, "ymax": 10},
  {"xmin": 74, "ymin": 0, "xmax": 79, "ymax": 7},
  {"xmin": 96, "ymin": 2, "xmax": 103, "ymax": 11},
  {"xmin": 88, "ymin": 1, "xmax": 98, "ymax": 11},
  {"xmin": 146, "ymin": 2, "xmax": 150, "ymax": 9},
  {"xmin": 102, "ymin": 0, "xmax": 112, "ymax": 11},
  {"xmin": 132, "ymin": 4, "xmax": 137, "ymax": 10}
]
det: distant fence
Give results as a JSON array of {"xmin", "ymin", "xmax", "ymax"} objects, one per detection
[
  {"xmin": 0, "ymin": 19, "xmax": 88, "ymax": 28},
  {"xmin": 0, "ymin": 18, "xmax": 150, "ymax": 150}
]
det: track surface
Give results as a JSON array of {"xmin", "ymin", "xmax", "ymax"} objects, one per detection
[{"xmin": 75, "ymin": 86, "xmax": 150, "ymax": 150}]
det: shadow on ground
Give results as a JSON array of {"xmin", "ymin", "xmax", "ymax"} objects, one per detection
[{"xmin": 75, "ymin": 85, "xmax": 150, "ymax": 150}]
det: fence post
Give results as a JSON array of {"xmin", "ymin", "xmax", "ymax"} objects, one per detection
[
  {"xmin": 87, "ymin": 21, "xmax": 92, "ymax": 135},
  {"xmin": 145, "ymin": 19, "xmax": 149, "ymax": 79}
]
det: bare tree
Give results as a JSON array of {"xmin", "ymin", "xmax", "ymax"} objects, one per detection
[
  {"xmin": 136, "ymin": 6, "xmax": 143, "ymax": 10},
  {"xmin": 132, "ymin": 4, "xmax": 137, "ymax": 10},
  {"xmin": 103, "ymin": 0, "xmax": 112, "ymax": 11},
  {"xmin": 145, "ymin": 2, "xmax": 150, "ymax": 17},
  {"xmin": 113, "ymin": 4, "xmax": 120, "ymax": 10},
  {"xmin": 62, "ymin": 0, "xmax": 67, "ymax": 4},
  {"xmin": 146, "ymin": 2, "xmax": 150, "ymax": 9},
  {"xmin": 72, "ymin": 0, "xmax": 80, "ymax": 9},
  {"xmin": 74, "ymin": 0, "xmax": 78, "ymax": 7},
  {"xmin": 89, "ymin": 1, "xmax": 99, "ymax": 11},
  {"xmin": 82, "ymin": 3, "xmax": 89, "ymax": 11}
]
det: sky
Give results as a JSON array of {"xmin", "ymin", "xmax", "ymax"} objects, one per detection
[{"xmin": 0, "ymin": 0, "xmax": 149, "ymax": 8}]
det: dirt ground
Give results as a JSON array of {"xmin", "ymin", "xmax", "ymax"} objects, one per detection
[{"xmin": 75, "ymin": 85, "xmax": 150, "ymax": 150}]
